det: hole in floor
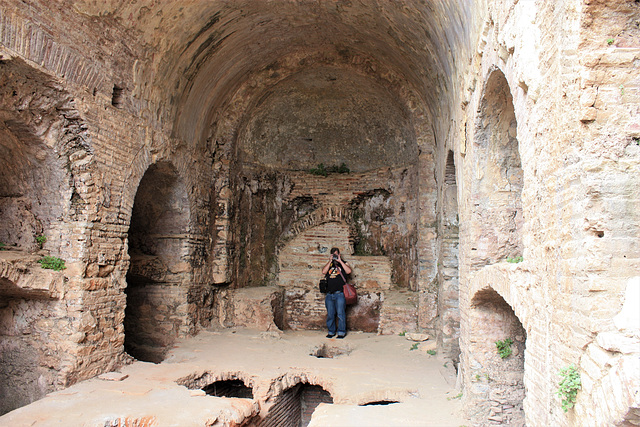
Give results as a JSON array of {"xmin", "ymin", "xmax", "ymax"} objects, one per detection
[
  {"xmin": 258, "ymin": 383, "xmax": 333, "ymax": 427},
  {"xmin": 310, "ymin": 343, "xmax": 352, "ymax": 358},
  {"xmin": 202, "ymin": 379, "xmax": 253, "ymax": 398},
  {"xmin": 361, "ymin": 400, "xmax": 399, "ymax": 406}
]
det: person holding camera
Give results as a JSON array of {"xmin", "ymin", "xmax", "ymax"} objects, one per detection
[{"xmin": 321, "ymin": 247, "xmax": 352, "ymax": 338}]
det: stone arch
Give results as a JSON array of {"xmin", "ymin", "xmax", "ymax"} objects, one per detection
[
  {"xmin": 185, "ymin": 47, "xmax": 433, "ymax": 153},
  {"xmin": 124, "ymin": 160, "xmax": 192, "ymax": 363},
  {"xmin": 471, "ymin": 66, "xmax": 524, "ymax": 267},
  {"xmin": 467, "ymin": 285, "xmax": 527, "ymax": 426},
  {"xmin": 202, "ymin": 48, "xmax": 432, "ymax": 294}
]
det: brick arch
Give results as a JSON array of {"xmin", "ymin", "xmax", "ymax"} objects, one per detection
[
  {"xmin": 470, "ymin": 283, "xmax": 528, "ymax": 333},
  {"xmin": 467, "ymin": 279, "xmax": 529, "ymax": 426},
  {"xmin": 279, "ymin": 205, "xmax": 356, "ymax": 249},
  {"xmin": 469, "ymin": 265, "xmax": 533, "ymax": 333}
]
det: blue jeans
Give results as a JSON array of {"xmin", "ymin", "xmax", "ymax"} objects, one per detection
[{"xmin": 325, "ymin": 291, "xmax": 346, "ymax": 336}]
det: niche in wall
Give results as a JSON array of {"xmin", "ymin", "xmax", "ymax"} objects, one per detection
[
  {"xmin": 125, "ymin": 162, "xmax": 191, "ymax": 363},
  {"xmin": 472, "ymin": 68, "xmax": 524, "ymax": 266},
  {"xmin": 0, "ymin": 122, "xmax": 68, "ymax": 252},
  {"xmin": 469, "ymin": 287, "xmax": 526, "ymax": 426},
  {"xmin": 0, "ymin": 279, "xmax": 57, "ymax": 415}
]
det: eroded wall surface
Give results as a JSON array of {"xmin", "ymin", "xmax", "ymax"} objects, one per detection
[{"xmin": 453, "ymin": 1, "xmax": 640, "ymax": 425}]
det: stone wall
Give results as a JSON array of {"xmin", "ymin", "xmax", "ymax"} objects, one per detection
[{"xmin": 455, "ymin": 1, "xmax": 640, "ymax": 425}]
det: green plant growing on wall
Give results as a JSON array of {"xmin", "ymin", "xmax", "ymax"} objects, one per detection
[
  {"xmin": 557, "ymin": 364, "xmax": 581, "ymax": 412},
  {"xmin": 447, "ymin": 392, "xmax": 463, "ymax": 401},
  {"xmin": 309, "ymin": 163, "xmax": 350, "ymax": 176},
  {"xmin": 36, "ymin": 235, "xmax": 47, "ymax": 249},
  {"xmin": 607, "ymin": 38, "xmax": 615, "ymax": 45},
  {"xmin": 0, "ymin": 242, "xmax": 5, "ymax": 250},
  {"xmin": 427, "ymin": 349, "xmax": 436, "ymax": 356},
  {"xmin": 398, "ymin": 331, "xmax": 406, "ymax": 336},
  {"xmin": 495, "ymin": 338, "xmax": 514, "ymax": 359},
  {"xmin": 410, "ymin": 343, "xmax": 419, "ymax": 351},
  {"xmin": 309, "ymin": 163, "xmax": 328, "ymax": 176},
  {"xmin": 38, "ymin": 256, "xmax": 66, "ymax": 271},
  {"xmin": 506, "ymin": 256, "xmax": 523, "ymax": 263},
  {"xmin": 330, "ymin": 163, "xmax": 350, "ymax": 174}
]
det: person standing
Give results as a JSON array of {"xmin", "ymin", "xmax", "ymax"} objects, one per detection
[{"xmin": 321, "ymin": 247, "xmax": 352, "ymax": 338}]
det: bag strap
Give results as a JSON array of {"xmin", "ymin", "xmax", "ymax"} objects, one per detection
[{"xmin": 337, "ymin": 266, "xmax": 348, "ymax": 284}]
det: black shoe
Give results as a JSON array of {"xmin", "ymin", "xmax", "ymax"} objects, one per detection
[
  {"xmin": 326, "ymin": 333, "xmax": 336, "ymax": 338},
  {"xmin": 337, "ymin": 334, "xmax": 346, "ymax": 339}
]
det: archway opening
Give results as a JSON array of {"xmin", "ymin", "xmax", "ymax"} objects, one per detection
[
  {"xmin": 472, "ymin": 69, "xmax": 524, "ymax": 267},
  {"xmin": 125, "ymin": 162, "xmax": 191, "ymax": 363},
  {"xmin": 469, "ymin": 287, "xmax": 526, "ymax": 425}
]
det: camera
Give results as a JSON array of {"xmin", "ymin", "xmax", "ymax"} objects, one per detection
[{"xmin": 332, "ymin": 254, "xmax": 339, "ymax": 261}]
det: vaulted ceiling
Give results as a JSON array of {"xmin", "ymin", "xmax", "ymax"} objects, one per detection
[{"xmin": 72, "ymin": 1, "xmax": 478, "ymax": 153}]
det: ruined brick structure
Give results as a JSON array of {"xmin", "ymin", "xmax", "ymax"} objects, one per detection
[{"xmin": 0, "ymin": 1, "xmax": 638, "ymax": 425}]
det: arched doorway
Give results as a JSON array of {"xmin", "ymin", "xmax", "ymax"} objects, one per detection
[
  {"xmin": 125, "ymin": 161, "xmax": 191, "ymax": 363},
  {"xmin": 468, "ymin": 287, "xmax": 526, "ymax": 425}
]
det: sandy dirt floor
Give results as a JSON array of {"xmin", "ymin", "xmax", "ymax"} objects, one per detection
[{"xmin": 0, "ymin": 329, "xmax": 469, "ymax": 426}]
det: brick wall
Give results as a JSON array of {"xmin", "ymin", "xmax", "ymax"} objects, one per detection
[
  {"xmin": 255, "ymin": 383, "xmax": 332, "ymax": 427},
  {"xmin": 279, "ymin": 222, "xmax": 391, "ymax": 332},
  {"xmin": 255, "ymin": 385, "xmax": 302, "ymax": 427}
]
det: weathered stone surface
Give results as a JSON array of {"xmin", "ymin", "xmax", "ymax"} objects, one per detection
[
  {"xmin": 98, "ymin": 372, "xmax": 128, "ymax": 382},
  {"xmin": 230, "ymin": 287, "xmax": 282, "ymax": 332},
  {"xmin": 596, "ymin": 332, "xmax": 640, "ymax": 355},
  {"xmin": 405, "ymin": 333, "xmax": 430, "ymax": 342}
]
